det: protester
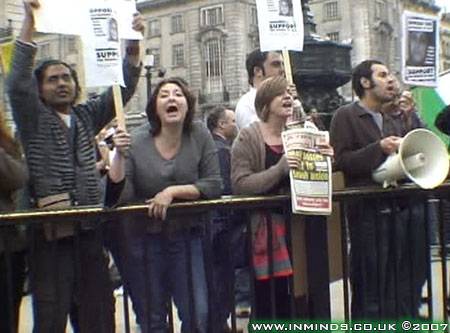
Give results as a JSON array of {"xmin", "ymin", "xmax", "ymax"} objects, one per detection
[
  {"xmin": 206, "ymin": 106, "xmax": 245, "ymax": 333},
  {"xmin": 231, "ymin": 76, "xmax": 332, "ymax": 318},
  {"xmin": 108, "ymin": 77, "xmax": 222, "ymax": 333},
  {"xmin": 235, "ymin": 49, "xmax": 285, "ymax": 130},
  {"xmin": 384, "ymin": 88, "xmax": 424, "ymax": 136},
  {"xmin": 6, "ymin": 0, "xmax": 144, "ymax": 331},
  {"xmin": 0, "ymin": 104, "xmax": 28, "ymax": 333},
  {"xmin": 398, "ymin": 90, "xmax": 424, "ymax": 131},
  {"xmin": 330, "ymin": 60, "xmax": 427, "ymax": 319}
]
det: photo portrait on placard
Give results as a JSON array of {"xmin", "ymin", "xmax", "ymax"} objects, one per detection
[
  {"xmin": 108, "ymin": 17, "xmax": 119, "ymax": 42},
  {"xmin": 279, "ymin": 0, "xmax": 293, "ymax": 17},
  {"xmin": 402, "ymin": 11, "xmax": 439, "ymax": 87}
]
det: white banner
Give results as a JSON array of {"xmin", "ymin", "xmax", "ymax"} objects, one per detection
[
  {"xmin": 402, "ymin": 11, "xmax": 439, "ymax": 87},
  {"xmin": 255, "ymin": 0, "xmax": 304, "ymax": 52},
  {"xmin": 34, "ymin": 0, "xmax": 142, "ymax": 40},
  {"xmin": 82, "ymin": 1, "xmax": 124, "ymax": 87},
  {"xmin": 34, "ymin": 0, "xmax": 83, "ymax": 35}
]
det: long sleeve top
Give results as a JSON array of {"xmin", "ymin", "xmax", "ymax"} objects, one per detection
[
  {"xmin": 7, "ymin": 41, "xmax": 141, "ymax": 206},
  {"xmin": 119, "ymin": 121, "xmax": 222, "ymax": 233}
]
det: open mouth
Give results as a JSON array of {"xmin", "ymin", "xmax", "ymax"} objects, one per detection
[
  {"xmin": 282, "ymin": 100, "xmax": 293, "ymax": 108},
  {"xmin": 167, "ymin": 105, "xmax": 178, "ymax": 114}
]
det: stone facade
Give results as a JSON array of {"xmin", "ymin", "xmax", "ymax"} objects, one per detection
[
  {"xmin": 137, "ymin": 0, "xmax": 259, "ymax": 119},
  {"xmin": 309, "ymin": 0, "xmax": 446, "ymax": 96},
  {"xmin": 441, "ymin": 13, "xmax": 450, "ymax": 72},
  {"xmin": 1, "ymin": 0, "xmax": 449, "ymax": 128}
]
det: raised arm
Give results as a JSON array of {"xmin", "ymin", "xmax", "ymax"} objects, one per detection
[{"xmin": 7, "ymin": 0, "xmax": 42, "ymax": 145}]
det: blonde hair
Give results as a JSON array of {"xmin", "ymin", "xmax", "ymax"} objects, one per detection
[{"xmin": 255, "ymin": 76, "xmax": 288, "ymax": 122}]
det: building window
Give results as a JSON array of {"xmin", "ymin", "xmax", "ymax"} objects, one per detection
[
  {"xmin": 250, "ymin": 6, "xmax": 258, "ymax": 26},
  {"xmin": 147, "ymin": 48, "xmax": 160, "ymax": 68},
  {"xmin": 147, "ymin": 19, "xmax": 160, "ymax": 38},
  {"xmin": 172, "ymin": 44, "xmax": 184, "ymax": 67},
  {"xmin": 326, "ymin": 32, "xmax": 340, "ymax": 42},
  {"xmin": 203, "ymin": 38, "xmax": 223, "ymax": 93},
  {"xmin": 375, "ymin": 0, "xmax": 387, "ymax": 20},
  {"xmin": 200, "ymin": 5, "xmax": 224, "ymax": 27},
  {"xmin": 324, "ymin": 2, "xmax": 339, "ymax": 20},
  {"xmin": 66, "ymin": 36, "xmax": 77, "ymax": 54},
  {"xmin": 171, "ymin": 14, "xmax": 184, "ymax": 34}
]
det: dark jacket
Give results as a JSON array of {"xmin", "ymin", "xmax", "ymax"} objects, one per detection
[
  {"xmin": 435, "ymin": 106, "xmax": 450, "ymax": 135},
  {"xmin": 212, "ymin": 133, "xmax": 232, "ymax": 195},
  {"xmin": 330, "ymin": 102, "xmax": 387, "ymax": 187},
  {"xmin": 0, "ymin": 146, "xmax": 28, "ymax": 253}
]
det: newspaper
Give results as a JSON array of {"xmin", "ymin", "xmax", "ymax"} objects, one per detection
[{"xmin": 281, "ymin": 127, "xmax": 332, "ymax": 215}]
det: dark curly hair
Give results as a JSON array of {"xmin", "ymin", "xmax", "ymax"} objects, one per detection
[
  {"xmin": 34, "ymin": 59, "xmax": 81, "ymax": 104},
  {"xmin": 352, "ymin": 59, "xmax": 383, "ymax": 99},
  {"xmin": 145, "ymin": 77, "xmax": 196, "ymax": 135}
]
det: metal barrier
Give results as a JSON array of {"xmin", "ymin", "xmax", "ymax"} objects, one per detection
[{"xmin": 0, "ymin": 182, "xmax": 449, "ymax": 332}]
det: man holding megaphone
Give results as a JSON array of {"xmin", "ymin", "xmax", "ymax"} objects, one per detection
[{"xmin": 330, "ymin": 60, "xmax": 428, "ymax": 319}]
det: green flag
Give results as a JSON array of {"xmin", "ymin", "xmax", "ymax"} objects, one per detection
[{"xmin": 412, "ymin": 71, "xmax": 450, "ymax": 147}]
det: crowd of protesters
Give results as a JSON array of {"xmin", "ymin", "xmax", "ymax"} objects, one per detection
[{"xmin": 1, "ymin": 0, "xmax": 450, "ymax": 332}]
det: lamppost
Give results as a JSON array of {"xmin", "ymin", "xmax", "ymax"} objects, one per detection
[{"xmin": 144, "ymin": 49, "xmax": 154, "ymax": 102}]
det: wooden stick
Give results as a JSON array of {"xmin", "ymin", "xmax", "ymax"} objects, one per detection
[
  {"xmin": 112, "ymin": 85, "xmax": 126, "ymax": 130},
  {"xmin": 282, "ymin": 48, "xmax": 294, "ymax": 85}
]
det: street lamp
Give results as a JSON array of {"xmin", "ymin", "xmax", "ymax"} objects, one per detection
[{"xmin": 144, "ymin": 49, "xmax": 154, "ymax": 102}]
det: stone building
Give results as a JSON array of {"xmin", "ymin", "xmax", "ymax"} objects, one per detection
[
  {"xmin": 1, "ymin": 0, "xmax": 449, "ymax": 127},
  {"xmin": 136, "ymin": 0, "xmax": 260, "ymax": 118},
  {"xmin": 308, "ymin": 0, "xmax": 444, "ymax": 96},
  {"xmin": 441, "ymin": 13, "xmax": 450, "ymax": 72}
]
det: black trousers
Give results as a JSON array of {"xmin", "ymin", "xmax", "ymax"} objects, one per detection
[
  {"xmin": 348, "ymin": 199, "xmax": 427, "ymax": 319},
  {"xmin": 0, "ymin": 251, "xmax": 26, "ymax": 333},
  {"xmin": 29, "ymin": 229, "xmax": 114, "ymax": 333}
]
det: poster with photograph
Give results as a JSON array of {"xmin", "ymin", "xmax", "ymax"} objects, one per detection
[
  {"xmin": 82, "ymin": 2, "xmax": 124, "ymax": 87},
  {"xmin": 34, "ymin": 0, "xmax": 142, "ymax": 40},
  {"xmin": 402, "ymin": 11, "xmax": 439, "ymax": 87},
  {"xmin": 255, "ymin": 0, "xmax": 304, "ymax": 52}
]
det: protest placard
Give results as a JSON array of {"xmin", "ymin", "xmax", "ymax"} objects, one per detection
[
  {"xmin": 255, "ymin": 0, "xmax": 304, "ymax": 52},
  {"xmin": 82, "ymin": 2, "xmax": 124, "ymax": 87},
  {"xmin": 402, "ymin": 11, "xmax": 439, "ymax": 87},
  {"xmin": 34, "ymin": 0, "xmax": 142, "ymax": 40},
  {"xmin": 282, "ymin": 127, "xmax": 332, "ymax": 215}
]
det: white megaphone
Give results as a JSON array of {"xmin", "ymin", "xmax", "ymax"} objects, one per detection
[{"xmin": 372, "ymin": 128, "xmax": 449, "ymax": 189}]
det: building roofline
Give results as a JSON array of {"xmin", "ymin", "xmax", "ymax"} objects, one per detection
[{"xmin": 137, "ymin": 0, "xmax": 189, "ymax": 11}]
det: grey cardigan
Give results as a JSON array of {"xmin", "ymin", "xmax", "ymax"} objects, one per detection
[{"xmin": 119, "ymin": 121, "xmax": 222, "ymax": 233}]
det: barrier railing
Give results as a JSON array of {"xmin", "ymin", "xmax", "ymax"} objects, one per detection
[{"xmin": 0, "ymin": 182, "xmax": 449, "ymax": 332}]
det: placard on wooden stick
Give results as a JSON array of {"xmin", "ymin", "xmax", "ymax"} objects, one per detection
[{"xmin": 112, "ymin": 85, "xmax": 126, "ymax": 130}]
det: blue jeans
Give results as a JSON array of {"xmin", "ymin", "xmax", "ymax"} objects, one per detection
[{"xmin": 122, "ymin": 230, "xmax": 208, "ymax": 333}]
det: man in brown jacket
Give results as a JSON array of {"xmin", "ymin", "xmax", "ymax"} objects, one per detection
[{"xmin": 330, "ymin": 60, "xmax": 427, "ymax": 319}]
